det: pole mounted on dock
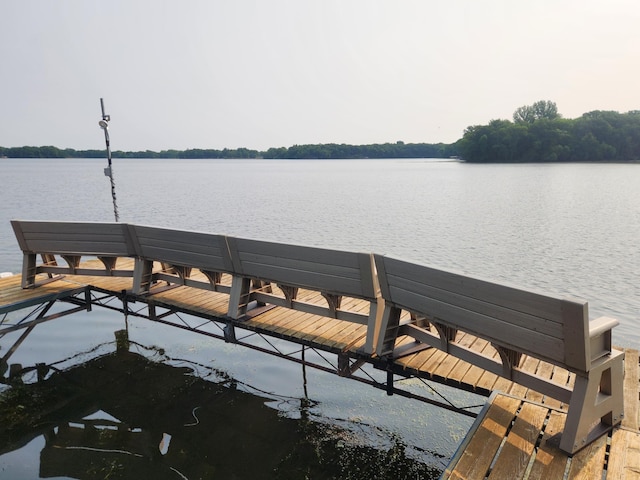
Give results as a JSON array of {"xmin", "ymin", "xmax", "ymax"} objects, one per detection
[{"xmin": 99, "ymin": 98, "xmax": 120, "ymax": 222}]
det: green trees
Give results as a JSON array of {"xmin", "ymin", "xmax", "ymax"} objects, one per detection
[
  {"xmin": 460, "ymin": 102, "xmax": 640, "ymax": 162},
  {"xmin": 3, "ymin": 102, "xmax": 638, "ymax": 163},
  {"xmin": 0, "ymin": 143, "xmax": 458, "ymax": 160},
  {"xmin": 263, "ymin": 142, "xmax": 455, "ymax": 159},
  {"xmin": 513, "ymin": 100, "xmax": 560, "ymax": 124}
]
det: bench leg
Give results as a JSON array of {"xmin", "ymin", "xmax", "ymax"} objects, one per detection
[
  {"xmin": 132, "ymin": 259, "xmax": 154, "ymax": 294},
  {"xmin": 365, "ymin": 303, "xmax": 399, "ymax": 356},
  {"xmin": 21, "ymin": 253, "xmax": 37, "ymax": 288},
  {"xmin": 227, "ymin": 276, "xmax": 251, "ymax": 319},
  {"xmin": 559, "ymin": 349, "xmax": 625, "ymax": 454}
]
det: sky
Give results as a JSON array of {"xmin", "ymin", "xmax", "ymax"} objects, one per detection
[{"xmin": 1, "ymin": 1, "xmax": 639, "ymax": 152}]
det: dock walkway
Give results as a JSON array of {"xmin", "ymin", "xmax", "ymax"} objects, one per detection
[{"xmin": 1, "ymin": 267, "xmax": 638, "ymax": 479}]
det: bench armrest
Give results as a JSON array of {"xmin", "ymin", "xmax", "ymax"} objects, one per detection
[{"xmin": 589, "ymin": 316, "xmax": 618, "ymax": 363}]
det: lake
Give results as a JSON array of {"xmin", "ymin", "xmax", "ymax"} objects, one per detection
[{"xmin": 0, "ymin": 158, "xmax": 638, "ymax": 478}]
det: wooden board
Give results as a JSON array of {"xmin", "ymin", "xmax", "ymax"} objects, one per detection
[
  {"xmin": 623, "ymin": 348, "xmax": 640, "ymax": 430},
  {"xmin": 444, "ymin": 393, "xmax": 522, "ymax": 479},
  {"xmin": 442, "ymin": 389, "xmax": 640, "ymax": 480}
]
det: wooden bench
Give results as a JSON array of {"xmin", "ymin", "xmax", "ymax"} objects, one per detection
[
  {"xmin": 225, "ymin": 236, "xmax": 381, "ymax": 353},
  {"xmin": 11, "ymin": 221, "xmax": 382, "ymax": 352},
  {"xmin": 128, "ymin": 225, "xmax": 234, "ymax": 295},
  {"xmin": 11, "ymin": 220, "xmax": 137, "ymax": 288},
  {"xmin": 373, "ymin": 253, "xmax": 624, "ymax": 454},
  {"xmin": 10, "ymin": 220, "xmax": 624, "ymax": 452}
]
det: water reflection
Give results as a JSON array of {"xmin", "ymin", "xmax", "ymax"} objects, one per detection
[{"xmin": 0, "ymin": 333, "xmax": 440, "ymax": 479}]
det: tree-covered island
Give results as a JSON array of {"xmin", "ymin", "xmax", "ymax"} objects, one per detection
[
  {"xmin": 458, "ymin": 101, "xmax": 640, "ymax": 162},
  {"xmin": 2, "ymin": 102, "xmax": 639, "ymax": 162}
]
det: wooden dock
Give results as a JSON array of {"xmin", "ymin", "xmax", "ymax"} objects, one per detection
[
  {"xmin": 1, "ymin": 267, "xmax": 639, "ymax": 478},
  {"xmin": 443, "ymin": 349, "xmax": 640, "ymax": 479},
  {"xmin": 1, "ymin": 220, "xmax": 637, "ymax": 477}
]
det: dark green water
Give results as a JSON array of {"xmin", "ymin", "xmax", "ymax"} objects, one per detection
[{"xmin": 0, "ymin": 340, "xmax": 441, "ymax": 479}]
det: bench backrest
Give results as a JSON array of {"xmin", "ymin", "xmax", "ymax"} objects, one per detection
[
  {"xmin": 226, "ymin": 237, "xmax": 377, "ymax": 300},
  {"xmin": 11, "ymin": 220, "xmax": 136, "ymax": 257},
  {"xmin": 374, "ymin": 254, "xmax": 591, "ymax": 372},
  {"xmin": 129, "ymin": 225, "xmax": 233, "ymax": 273}
]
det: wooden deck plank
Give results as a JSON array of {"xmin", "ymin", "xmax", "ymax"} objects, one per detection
[
  {"xmin": 150, "ymin": 288, "xmax": 229, "ymax": 317},
  {"xmin": 246, "ymin": 305, "xmax": 367, "ymax": 351},
  {"xmin": 263, "ymin": 312, "xmax": 333, "ymax": 340},
  {"xmin": 488, "ymin": 401, "xmax": 549, "ymax": 479},
  {"xmin": 547, "ymin": 365, "xmax": 572, "ymax": 411},
  {"xmin": 431, "ymin": 353, "xmax": 464, "ymax": 382},
  {"xmin": 278, "ymin": 316, "xmax": 339, "ymax": 340},
  {"xmin": 526, "ymin": 410, "xmax": 571, "ymax": 480},
  {"xmin": 245, "ymin": 306, "xmax": 309, "ymax": 331},
  {"xmin": 565, "ymin": 433, "xmax": 607, "ymax": 479},
  {"xmin": 534, "ymin": 361, "xmax": 559, "ymax": 407},
  {"xmin": 623, "ymin": 348, "xmax": 640, "ymax": 431},
  {"xmin": 416, "ymin": 349, "xmax": 451, "ymax": 378},
  {"xmin": 459, "ymin": 339, "xmax": 497, "ymax": 391},
  {"xmin": 446, "ymin": 334, "xmax": 480, "ymax": 384},
  {"xmin": 299, "ymin": 317, "xmax": 356, "ymax": 342},
  {"xmin": 606, "ymin": 428, "xmax": 637, "ymax": 480},
  {"xmin": 508, "ymin": 356, "xmax": 540, "ymax": 399},
  {"xmin": 447, "ymin": 394, "xmax": 521, "ymax": 479},
  {"xmin": 323, "ymin": 324, "xmax": 367, "ymax": 350},
  {"xmin": 398, "ymin": 345, "xmax": 441, "ymax": 371},
  {"xmin": 299, "ymin": 316, "xmax": 361, "ymax": 345}
]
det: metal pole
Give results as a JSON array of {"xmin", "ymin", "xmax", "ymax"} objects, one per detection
[{"xmin": 99, "ymin": 98, "xmax": 120, "ymax": 222}]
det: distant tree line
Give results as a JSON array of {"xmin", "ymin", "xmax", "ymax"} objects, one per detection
[
  {"xmin": 263, "ymin": 142, "xmax": 456, "ymax": 159},
  {"xmin": 0, "ymin": 142, "xmax": 458, "ymax": 160},
  {"xmin": 458, "ymin": 101, "xmax": 640, "ymax": 162},
  {"xmin": 0, "ymin": 146, "xmax": 262, "ymax": 159},
  {"xmin": 2, "ymin": 102, "xmax": 639, "ymax": 162}
]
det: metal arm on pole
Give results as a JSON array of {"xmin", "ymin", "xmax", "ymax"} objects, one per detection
[{"xmin": 98, "ymin": 98, "xmax": 120, "ymax": 222}]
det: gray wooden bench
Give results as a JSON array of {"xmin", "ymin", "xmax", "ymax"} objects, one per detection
[
  {"xmin": 225, "ymin": 236, "xmax": 381, "ymax": 352},
  {"xmin": 373, "ymin": 253, "xmax": 624, "ymax": 454},
  {"xmin": 11, "ymin": 220, "xmax": 137, "ymax": 288},
  {"xmin": 128, "ymin": 225, "xmax": 234, "ymax": 295}
]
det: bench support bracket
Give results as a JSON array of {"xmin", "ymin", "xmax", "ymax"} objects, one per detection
[{"xmin": 557, "ymin": 349, "xmax": 625, "ymax": 454}]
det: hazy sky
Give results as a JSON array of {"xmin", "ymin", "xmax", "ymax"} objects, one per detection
[{"xmin": 2, "ymin": 1, "xmax": 639, "ymax": 151}]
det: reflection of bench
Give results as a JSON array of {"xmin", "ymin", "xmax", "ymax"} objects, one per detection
[
  {"xmin": 11, "ymin": 220, "xmax": 136, "ymax": 288},
  {"xmin": 225, "ymin": 237, "xmax": 381, "ymax": 352},
  {"xmin": 373, "ymin": 254, "xmax": 624, "ymax": 454}
]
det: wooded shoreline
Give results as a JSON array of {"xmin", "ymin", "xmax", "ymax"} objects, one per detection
[{"xmin": 3, "ymin": 104, "xmax": 639, "ymax": 162}]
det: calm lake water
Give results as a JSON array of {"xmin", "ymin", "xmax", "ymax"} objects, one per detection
[{"xmin": 0, "ymin": 158, "xmax": 638, "ymax": 478}]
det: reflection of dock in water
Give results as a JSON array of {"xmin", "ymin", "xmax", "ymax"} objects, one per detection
[
  {"xmin": 35, "ymin": 351, "xmax": 303, "ymax": 479},
  {"xmin": 2, "ymin": 349, "xmax": 436, "ymax": 479}
]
